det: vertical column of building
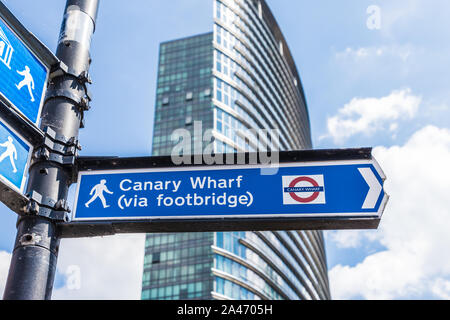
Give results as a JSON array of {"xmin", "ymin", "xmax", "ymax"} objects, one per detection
[
  {"xmin": 211, "ymin": 0, "xmax": 330, "ymax": 300},
  {"xmin": 142, "ymin": 34, "xmax": 216, "ymax": 300}
]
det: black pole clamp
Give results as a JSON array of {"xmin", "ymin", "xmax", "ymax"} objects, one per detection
[
  {"xmin": 47, "ymin": 60, "xmax": 93, "ymax": 116},
  {"xmin": 49, "ymin": 60, "xmax": 92, "ymax": 85},
  {"xmin": 23, "ymin": 191, "xmax": 71, "ymax": 222},
  {"xmin": 31, "ymin": 127, "xmax": 81, "ymax": 170}
]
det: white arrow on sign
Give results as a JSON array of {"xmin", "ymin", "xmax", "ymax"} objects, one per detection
[{"xmin": 359, "ymin": 167, "xmax": 383, "ymax": 209}]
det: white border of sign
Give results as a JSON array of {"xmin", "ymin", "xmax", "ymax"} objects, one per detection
[
  {"xmin": 0, "ymin": 115, "xmax": 33, "ymax": 194},
  {"xmin": 72, "ymin": 159, "xmax": 388, "ymax": 222}
]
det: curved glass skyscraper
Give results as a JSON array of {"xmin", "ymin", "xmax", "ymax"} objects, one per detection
[{"xmin": 142, "ymin": 0, "xmax": 331, "ymax": 300}]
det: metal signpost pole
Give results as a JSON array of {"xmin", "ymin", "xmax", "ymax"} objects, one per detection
[{"xmin": 3, "ymin": 0, "xmax": 99, "ymax": 300}]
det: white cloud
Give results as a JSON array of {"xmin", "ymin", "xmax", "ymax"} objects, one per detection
[
  {"xmin": 329, "ymin": 125, "xmax": 450, "ymax": 299},
  {"xmin": 328, "ymin": 230, "xmax": 368, "ymax": 249},
  {"xmin": 0, "ymin": 235, "xmax": 145, "ymax": 300},
  {"xmin": 336, "ymin": 46, "xmax": 413, "ymax": 62},
  {"xmin": 323, "ymin": 89, "xmax": 421, "ymax": 144},
  {"xmin": 431, "ymin": 279, "xmax": 450, "ymax": 300},
  {"xmin": 52, "ymin": 234, "xmax": 145, "ymax": 300},
  {"xmin": 0, "ymin": 251, "xmax": 11, "ymax": 296}
]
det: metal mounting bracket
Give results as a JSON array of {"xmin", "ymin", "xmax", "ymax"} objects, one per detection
[
  {"xmin": 49, "ymin": 61, "xmax": 92, "ymax": 85},
  {"xmin": 43, "ymin": 127, "xmax": 82, "ymax": 155},
  {"xmin": 31, "ymin": 127, "xmax": 81, "ymax": 168},
  {"xmin": 23, "ymin": 191, "xmax": 71, "ymax": 222},
  {"xmin": 47, "ymin": 60, "xmax": 93, "ymax": 114}
]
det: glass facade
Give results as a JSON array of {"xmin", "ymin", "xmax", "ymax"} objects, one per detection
[
  {"xmin": 152, "ymin": 33, "xmax": 214, "ymax": 157},
  {"xmin": 143, "ymin": 33, "xmax": 215, "ymax": 301},
  {"xmin": 142, "ymin": 232, "xmax": 214, "ymax": 300},
  {"xmin": 142, "ymin": 0, "xmax": 330, "ymax": 301}
]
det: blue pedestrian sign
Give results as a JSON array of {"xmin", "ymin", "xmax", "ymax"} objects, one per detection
[
  {"xmin": 0, "ymin": 116, "xmax": 32, "ymax": 193},
  {"xmin": 0, "ymin": 13, "xmax": 49, "ymax": 125},
  {"xmin": 72, "ymin": 159, "xmax": 388, "ymax": 224}
]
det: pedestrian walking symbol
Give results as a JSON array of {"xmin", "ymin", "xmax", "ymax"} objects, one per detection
[
  {"xmin": 16, "ymin": 66, "xmax": 35, "ymax": 102},
  {"xmin": 0, "ymin": 16, "xmax": 49, "ymax": 124},
  {"xmin": 0, "ymin": 136, "xmax": 18, "ymax": 173},
  {"xmin": 0, "ymin": 118, "xmax": 31, "ymax": 193},
  {"xmin": 85, "ymin": 179, "xmax": 114, "ymax": 209}
]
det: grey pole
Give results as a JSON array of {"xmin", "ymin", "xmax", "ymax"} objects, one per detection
[{"xmin": 3, "ymin": 0, "xmax": 99, "ymax": 300}]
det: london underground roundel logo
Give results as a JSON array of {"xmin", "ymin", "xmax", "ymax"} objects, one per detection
[
  {"xmin": 288, "ymin": 177, "xmax": 321, "ymax": 203},
  {"xmin": 282, "ymin": 175, "xmax": 326, "ymax": 205}
]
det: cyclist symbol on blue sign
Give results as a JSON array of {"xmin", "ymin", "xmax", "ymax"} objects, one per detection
[{"xmin": 16, "ymin": 66, "xmax": 35, "ymax": 102}]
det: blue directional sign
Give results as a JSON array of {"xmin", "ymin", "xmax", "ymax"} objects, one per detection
[
  {"xmin": 0, "ymin": 117, "xmax": 32, "ymax": 193},
  {"xmin": 73, "ymin": 160, "xmax": 388, "ymax": 222},
  {"xmin": 0, "ymin": 15, "xmax": 48, "ymax": 125}
]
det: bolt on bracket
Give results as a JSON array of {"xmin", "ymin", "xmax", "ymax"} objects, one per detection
[
  {"xmin": 23, "ymin": 191, "xmax": 71, "ymax": 222},
  {"xmin": 47, "ymin": 61, "xmax": 93, "ymax": 113}
]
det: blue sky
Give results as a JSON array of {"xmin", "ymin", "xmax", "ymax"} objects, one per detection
[{"xmin": 0, "ymin": 0, "xmax": 449, "ymax": 300}]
